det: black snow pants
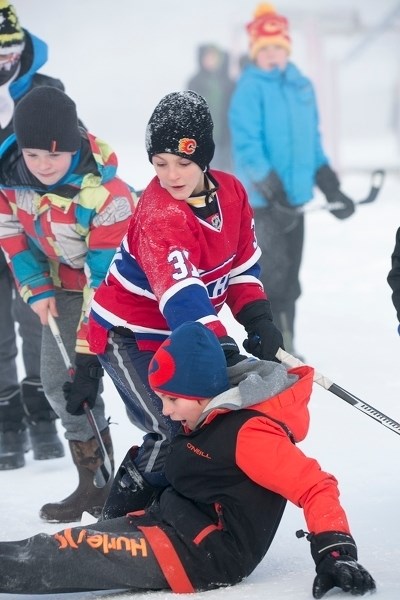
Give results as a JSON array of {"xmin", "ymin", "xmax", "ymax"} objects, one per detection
[
  {"xmin": 0, "ymin": 516, "xmax": 169, "ymax": 594},
  {"xmin": 254, "ymin": 205, "xmax": 304, "ymax": 353}
]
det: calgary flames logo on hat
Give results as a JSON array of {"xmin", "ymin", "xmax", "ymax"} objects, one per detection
[{"xmin": 178, "ymin": 138, "xmax": 197, "ymax": 155}]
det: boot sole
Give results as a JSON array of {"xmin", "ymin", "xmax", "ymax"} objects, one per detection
[{"xmin": 39, "ymin": 505, "xmax": 102, "ymax": 523}]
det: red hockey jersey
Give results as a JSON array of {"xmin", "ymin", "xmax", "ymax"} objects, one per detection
[{"xmin": 89, "ymin": 170, "xmax": 267, "ymax": 353}]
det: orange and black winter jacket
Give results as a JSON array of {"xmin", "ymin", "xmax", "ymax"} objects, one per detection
[{"xmin": 131, "ymin": 362, "xmax": 351, "ymax": 591}]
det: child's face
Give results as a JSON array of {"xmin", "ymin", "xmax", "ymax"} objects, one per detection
[
  {"xmin": 152, "ymin": 153, "xmax": 205, "ymax": 200},
  {"xmin": 22, "ymin": 148, "xmax": 75, "ymax": 186},
  {"xmin": 158, "ymin": 392, "xmax": 210, "ymax": 430},
  {"xmin": 255, "ymin": 45, "xmax": 289, "ymax": 71}
]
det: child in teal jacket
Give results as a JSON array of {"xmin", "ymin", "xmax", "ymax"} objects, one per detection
[{"xmin": 229, "ymin": 4, "xmax": 355, "ymax": 356}]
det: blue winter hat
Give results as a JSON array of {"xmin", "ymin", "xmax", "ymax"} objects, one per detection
[{"xmin": 148, "ymin": 322, "xmax": 229, "ymax": 400}]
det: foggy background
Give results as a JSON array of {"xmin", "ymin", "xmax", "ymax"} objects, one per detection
[{"xmin": 11, "ymin": 0, "xmax": 400, "ymax": 189}]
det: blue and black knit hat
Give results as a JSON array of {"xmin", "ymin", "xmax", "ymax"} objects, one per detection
[{"xmin": 148, "ymin": 322, "xmax": 229, "ymax": 400}]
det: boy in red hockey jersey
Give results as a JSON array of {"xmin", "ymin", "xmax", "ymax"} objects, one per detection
[
  {"xmin": 0, "ymin": 322, "xmax": 375, "ymax": 597},
  {"xmin": 88, "ymin": 91, "xmax": 283, "ymax": 507}
]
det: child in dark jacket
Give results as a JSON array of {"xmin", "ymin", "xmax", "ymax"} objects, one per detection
[
  {"xmin": 388, "ymin": 227, "xmax": 400, "ymax": 331},
  {"xmin": 0, "ymin": 322, "xmax": 375, "ymax": 598}
]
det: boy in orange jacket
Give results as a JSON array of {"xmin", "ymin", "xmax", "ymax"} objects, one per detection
[{"xmin": 0, "ymin": 322, "xmax": 375, "ymax": 598}]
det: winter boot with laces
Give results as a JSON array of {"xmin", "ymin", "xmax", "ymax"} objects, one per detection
[
  {"xmin": 21, "ymin": 378, "xmax": 65, "ymax": 460},
  {"xmin": 39, "ymin": 427, "xmax": 114, "ymax": 523},
  {"xmin": 0, "ymin": 390, "xmax": 30, "ymax": 470}
]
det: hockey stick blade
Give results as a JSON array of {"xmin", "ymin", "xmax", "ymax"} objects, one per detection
[
  {"xmin": 301, "ymin": 168, "xmax": 385, "ymax": 213},
  {"xmin": 276, "ymin": 348, "xmax": 400, "ymax": 437},
  {"xmin": 357, "ymin": 168, "xmax": 385, "ymax": 205}
]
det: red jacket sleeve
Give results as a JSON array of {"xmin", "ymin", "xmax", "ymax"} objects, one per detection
[{"xmin": 236, "ymin": 417, "xmax": 351, "ymax": 534}]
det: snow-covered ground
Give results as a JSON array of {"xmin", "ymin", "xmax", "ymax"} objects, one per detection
[
  {"xmin": 1, "ymin": 171, "xmax": 399, "ymax": 599},
  {"xmin": 1, "ymin": 1, "xmax": 400, "ymax": 597}
]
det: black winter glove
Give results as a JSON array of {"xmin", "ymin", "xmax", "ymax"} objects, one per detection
[
  {"xmin": 219, "ymin": 335, "xmax": 249, "ymax": 367},
  {"xmin": 236, "ymin": 300, "xmax": 284, "ymax": 362},
  {"xmin": 256, "ymin": 170, "xmax": 291, "ymax": 208},
  {"xmin": 316, "ymin": 165, "xmax": 355, "ymax": 220},
  {"xmin": 256, "ymin": 171, "xmax": 300, "ymax": 232},
  {"xmin": 63, "ymin": 354, "xmax": 104, "ymax": 416},
  {"xmin": 310, "ymin": 531, "xmax": 376, "ymax": 599}
]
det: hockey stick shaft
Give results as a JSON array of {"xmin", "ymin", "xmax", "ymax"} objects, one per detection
[
  {"xmin": 276, "ymin": 348, "xmax": 400, "ymax": 436},
  {"xmin": 47, "ymin": 313, "xmax": 112, "ymax": 485}
]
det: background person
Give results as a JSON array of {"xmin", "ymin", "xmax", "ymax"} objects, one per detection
[
  {"xmin": 229, "ymin": 3, "xmax": 355, "ymax": 357},
  {"xmin": 187, "ymin": 43, "xmax": 235, "ymax": 172}
]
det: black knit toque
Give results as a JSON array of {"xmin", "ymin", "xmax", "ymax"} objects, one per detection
[
  {"xmin": 145, "ymin": 91, "xmax": 215, "ymax": 171},
  {"xmin": 13, "ymin": 87, "xmax": 81, "ymax": 152}
]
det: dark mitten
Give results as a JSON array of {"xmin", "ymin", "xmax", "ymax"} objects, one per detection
[
  {"xmin": 219, "ymin": 335, "xmax": 249, "ymax": 367},
  {"xmin": 256, "ymin": 171, "xmax": 290, "ymax": 208},
  {"xmin": 237, "ymin": 300, "xmax": 284, "ymax": 362},
  {"xmin": 256, "ymin": 171, "xmax": 300, "ymax": 231},
  {"xmin": 63, "ymin": 353, "xmax": 104, "ymax": 416},
  {"xmin": 310, "ymin": 531, "xmax": 376, "ymax": 599},
  {"xmin": 316, "ymin": 164, "xmax": 355, "ymax": 220}
]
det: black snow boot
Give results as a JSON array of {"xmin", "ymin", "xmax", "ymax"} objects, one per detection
[
  {"xmin": 100, "ymin": 445, "xmax": 159, "ymax": 520},
  {"xmin": 39, "ymin": 427, "xmax": 114, "ymax": 523},
  {"xmin": 21, "ymin": 378, "xmax": 64, "ymax": 460},
  {"xmin": 0, "ymin": 390, "xmax": 30, "ymax": 470}
]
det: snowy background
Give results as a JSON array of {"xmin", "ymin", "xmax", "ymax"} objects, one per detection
[{"xmin": 1, "ymin": 1, "xmax": 400, "ymax": 599}]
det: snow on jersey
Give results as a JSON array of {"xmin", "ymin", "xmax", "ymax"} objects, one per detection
[{"xmin": 89, "ymin": 170, "xmax": 267, "ymax": 353}]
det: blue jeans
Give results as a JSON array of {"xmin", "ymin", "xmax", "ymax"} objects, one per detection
[{"xmin": 98, "ymin": 330, "xmax": 180, "ymax": 486}]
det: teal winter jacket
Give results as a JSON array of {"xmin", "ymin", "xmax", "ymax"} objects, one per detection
[{"xmin": 229, "ymin": 62, "xmax": 329, "ymax": 208}]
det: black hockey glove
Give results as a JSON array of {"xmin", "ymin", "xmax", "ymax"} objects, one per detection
[
  {"xmin": 309, "ymin": 531, "xmax": 376, "ymax": 598},
  {"xmin": 63, "ymin": 354, "xmax": 104, "ymax": 416},
  {"xmin": 219, "ymin": 335, "xmax": 249, "ymax": 367},
  {"xmin": 255, "ymin": 171, "xmax": 300, "ymax": 232},
  {"xmin": 256, "ymin": 170, "xmax": 290, "ymax": 208},
  {"xmin": 316, "ymin": 164, "xmax": 355, "ymax": 220},
  {"xmin": 236, "ymin": 300, "xmax": 284, "ymax": 362}
]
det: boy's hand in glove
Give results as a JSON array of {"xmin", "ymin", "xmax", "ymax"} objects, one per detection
[
  {"xmin": 236, "ymin": 300, "xmax": 284, "ymax": 362},
  {"xmin": 63, "ymin": 354, "xmax": 104, "ymax": 415},
  {"xmin": 256, "ymin": 170, "xmax": 290, "ymax": 208},
  {"xmin": 310, "ymin": 531, "xmax": 376, "ymax": 598},
  {"xmin": 316, "ymin": 164, "xmax": 355, "ymax": 220},
  {"xmin": 219, "ymin": 336, "xmax": 249, "ymax": 367}
]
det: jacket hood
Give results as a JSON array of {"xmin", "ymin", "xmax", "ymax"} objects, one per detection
[
  {"xmin": 10, "ymin": 30, "xmax": 48, "ymax": 100},
  {"xmin": 196, "ymin": 359, "xmax": 314, "ymax": 442}
]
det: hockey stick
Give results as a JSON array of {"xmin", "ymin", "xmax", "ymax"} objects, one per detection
[
  {"xmin": 276, "ymin": 347, "xmax": 400, "ymax": 437},
  {"xmin": 302, "ymin": 169, "xmax": 385, "ymax": 214},
  {"xmin": 47, "ymin": 313, "xmax": 112, "ymax": 487}
]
